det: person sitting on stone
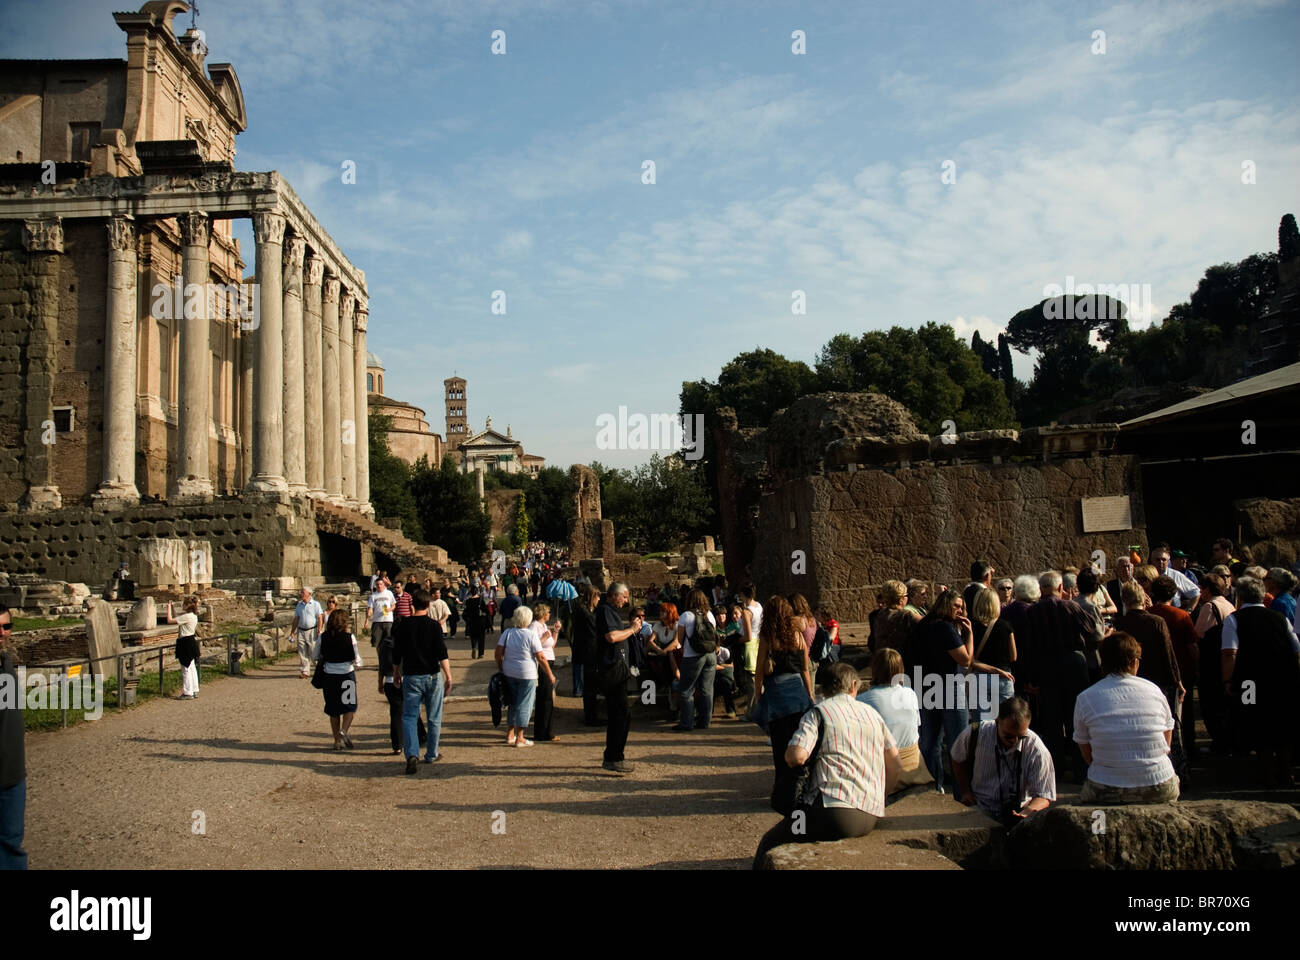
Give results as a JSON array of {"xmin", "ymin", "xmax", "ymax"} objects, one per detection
[
  {"xmin": 752, "ymin": 662, "xmax": 901, "ymax": 868},
  {"xmin": 1073, "ymin": 631, "xmax": 1179, "ymax": 804},
  {"xmin": 951, "ymin": 696, "xmax": 1056, "ymax": 827},
  {"xmin": 857, "ymin": 647, "xmax": 932, "ymax": 792}
]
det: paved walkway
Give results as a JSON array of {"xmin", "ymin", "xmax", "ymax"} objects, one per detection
[{"xmin": 25, "ymin": 625, "xmax": 779, "ymax": 869}]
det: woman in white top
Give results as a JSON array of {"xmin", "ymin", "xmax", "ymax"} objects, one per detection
[
  {"xmin": 530, "ymin": 602, "xmax": 562, "ymax": 742},
  {"xmin": 166, "ymin": 596, "xmax": 201, "ymax": 700},
  {"xmin": 857, "ymin": 647, "xmax": 933, "ymax": 792},
  {"xmin": 1073, "ymin": 631, "xmax": 1178, "ymax": 804},
  {"xmin": 495, "ymin": 606, "xmax": 555, "ymax": 748}
]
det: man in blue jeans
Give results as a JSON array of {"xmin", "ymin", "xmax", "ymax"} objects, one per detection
[
  {"xmin": 0, "ymin": 603, "xmax": 26, "ymax": 869},
  {"xmin": 664, "ymin": 598, "xmax": 718, "ymax": 731},
  {"xmin": 392, "ymin": 589, "xmax": 452, "ymax": 775}
]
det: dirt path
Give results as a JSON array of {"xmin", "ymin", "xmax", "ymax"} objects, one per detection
[{"xmin": 25, "ymin": 627, "xmax": 777, "ymax": 869}]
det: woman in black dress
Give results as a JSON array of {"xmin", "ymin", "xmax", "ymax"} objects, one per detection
[{"xmin": 312, "ymin": 608, "xmax": 363, "ymax": 750}]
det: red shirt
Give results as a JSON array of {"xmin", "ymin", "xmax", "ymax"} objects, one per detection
[
  {"xmin": 1151, "ymin": 603, "xmax": 1198, "ymax": 685},
  {"xmin": 394, "ymin": 591, "xmax": 414, "ymax": 619}
]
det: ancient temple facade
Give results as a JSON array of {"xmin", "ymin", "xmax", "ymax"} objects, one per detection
[{"xmin": 0, "ymin": 3, "xmax": 413, "ymax": 589}]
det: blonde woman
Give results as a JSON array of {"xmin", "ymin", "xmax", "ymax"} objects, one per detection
[
  {"xmin": 166, "ymin": 596, "xmax": 201, "ymax": 700},
  {"xmin": 858, "ymin": 647, "xmax": 932, "ymax": 792},
  {"xmin": 968, "ymin": 587, "xmax": 1017, "ymax": 720},
  {"xmin": 530, "ymin": 602, "xmax": 562, "ymax": 742}
]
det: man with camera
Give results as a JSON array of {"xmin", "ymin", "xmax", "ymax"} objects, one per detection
[{"xmin": 951, "ymin": 697, "xmax": 1056, "ymax": 826}]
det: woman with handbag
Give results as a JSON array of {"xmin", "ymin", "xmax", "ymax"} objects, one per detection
[
  {"xmin": 753, "ymin": 662, "xmax": 902, "ymax": 868},
  {"xmin": 752, "ymin": 596, "xmax": 815, "ymax": 780},
  {"xmin": 311, "ymin": 608, "xmax": 364, "ymax": 750},
  {"xmin": 495, "ymin": 605, "xmax": 554, "ymax": 748}
]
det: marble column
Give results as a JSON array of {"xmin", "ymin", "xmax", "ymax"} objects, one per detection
[
  {"xmin": 172, "ymin": 211, "xmax": 214, "ymax": 502},
  {"xmin": 338, "ymin": 291, "xmax": 357, "ymax": 505},
  {"xmin": 19, "ymin": 218, "xmax": 63, "ymax": 512},
  {"xmin": 93, "ymin": 215, "xmax": 141, "ymax": 507},
  {"xmin": 245, "ymin": 211, "xmax": 288, "ymax": 495},
  {"xmin": 280, "ymin": 233, "xmax": 307, "ymax": 495},
  {"xmin": 238, "ymin": 318, "xmax": 253, "ymax": 489},
  {"xmin": 321, "ymin": 275, "xmax": 343, "ymax": 502},
  {"xmin": 302, "ymin": 253, "xmax": 325, "ymax": 498},
  {"xmin": 353, "ymin": 305, "xmax": 371, "ymax": 514}
]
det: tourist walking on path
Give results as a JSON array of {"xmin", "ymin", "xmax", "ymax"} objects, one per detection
[
  {"xmin": 367, "ymin": 577, "xmax": 395, "ymax": 649},
  {"xmin": 595, "ymin": 583, "xmax": 642, "ymax": 773},
  {"xmin": 496, "ymin": 605, "xmax": 552, "ymax": 749},
  {"xmin": 663, "ymin": 590, "xmax": 718, "ymax": 731},
  {"xmin": 293, "ymin": 586, "xmax": 325, "ymax": 678},
  {"xmin": 312, "ymin": 608, "xmax": 364, "ymax": 751},
  {"xmin": 530, "ymin": 602, "xmax": 561, "ymax": 742},
  {"xmin": 752, "ymin": 662, "xmax": 901, "ymax": 868},
  {"xmin": 376, "ymin": 622, "xmax": 425, "ymax": 755},
  {"xmin": 463, "ymin": 587, "xmax": 490, "ymax": 659},
  {"xmin": 393, "ymin": 589, "xmax": 452, "ymax": 773},
  {"xmin": 0, "ymin": 604, "xmax": 27, "ymax": 870},
  {"xmin": 752, "ymin": 595, "xmax": 814, "ymax": 780},
  {"xmin": 166, "ymin": 596, "xmax": 202, "ymax": 699}
]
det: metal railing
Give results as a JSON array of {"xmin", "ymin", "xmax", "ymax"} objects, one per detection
[{"xmin": 34, "ymin": 600, "xmax": 368, "ymax": 727}]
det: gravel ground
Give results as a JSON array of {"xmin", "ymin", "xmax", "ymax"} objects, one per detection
[{"xmin": 25, "ymin": 628, "xmax": 778, "ymax": 869}]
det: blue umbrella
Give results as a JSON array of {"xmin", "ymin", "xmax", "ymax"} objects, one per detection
[{"xmin": 545, "ymin": 578, "xmax": 578, "ymax": 602}]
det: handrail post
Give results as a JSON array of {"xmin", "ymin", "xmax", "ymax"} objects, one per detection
[
  {"xmin": 158, "ymin": 647, "xmax": 164, "ymax": 697},
  {"xmin": 117, "ymin": 653, "xmax": 124, "ymax": 710},
  {"xmin": 60, "ymin": 664, "xmax": 68, "ymax": 729}
]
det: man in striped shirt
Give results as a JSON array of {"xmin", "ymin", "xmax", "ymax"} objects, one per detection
[
  {"xmin": 753, "ymin": 663, "xmax": 902, "ymax": 868},
  {"xmin": 951, "ymin": 696, "xmax": 1056, "ymax": 825}
]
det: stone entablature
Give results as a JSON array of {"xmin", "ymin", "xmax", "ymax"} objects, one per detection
[{"xmin": 0, "ymin": 168, "xmax": 372, "ymax": 513}]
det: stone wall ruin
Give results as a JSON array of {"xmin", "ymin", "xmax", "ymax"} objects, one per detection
[{"xmin": 714, "ymin": 392, "xmax": 1147, "ymax": 622}]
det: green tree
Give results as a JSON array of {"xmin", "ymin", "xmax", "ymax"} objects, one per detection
[
  {"xmin": 511, "ymin": 490, "xmax": 529, "ymax": 551},
  {"xmin": 408, "ymin": 454, "xmax": 491, "ymax": 565},
  {"xmin": 367, "ymin": 413, "xmax": 422, "ymax": 540},
  {"xmin": 526, "ymin": 466, "xmax": 574, "ymax": 543},
  {"xmin": 813, "ymin": 323, "xmax": 1017, "ymax": 433}
]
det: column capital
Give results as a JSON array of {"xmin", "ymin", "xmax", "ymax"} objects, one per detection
[
  {"xmin": 304, "ymin": 253, "xmax": 325, "ymax": 287},
  {"xmin": 23, "ymin": 217, "xmax": 63, "ymax": 253},
  {"xmin": 282, "ymin": 234, "xmax": 306, "ymax": 287},
  {"xmin": 252, "ymin": 211, "xmax": 286, "ymax": 245},
  {"xmin": 340, "ymin": 292, "xmax": 355, "ymax": 324},
  {"xmin": 354, "ymin": 307, "xmax": 368, "ymax": 334},
  {"xmin": 323, "ymin": 275, "xmax": 340, "ymax": 304},
  {"xmin": 106, "ymin": 215, "xmax": 136, "ymax": 252},
  {"xmin": 177, "ymin": 210, "xmax": 210, "ymax": 247}
]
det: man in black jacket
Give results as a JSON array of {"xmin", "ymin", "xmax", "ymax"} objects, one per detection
[
  {"xmin": 0, "ymin": 604, "xmax": 26, "ymax": 869},
  {"xmin": 1222, "ymin": 576, "xmax": 1300, "ymax": 787}
]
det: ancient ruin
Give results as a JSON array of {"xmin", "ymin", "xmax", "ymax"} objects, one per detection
[{"xmin": 713, "ymin": 392, "xmax": 1147, "ymax": 621}]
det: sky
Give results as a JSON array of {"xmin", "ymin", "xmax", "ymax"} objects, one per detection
[{"xmin": 2, "ymin": 0, "xmax": 1298, "ymax": 468}]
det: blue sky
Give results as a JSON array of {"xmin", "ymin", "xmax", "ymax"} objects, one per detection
[{"xmin": 3, "ymin": 0, "xmax": 1298, "ymax": 468}]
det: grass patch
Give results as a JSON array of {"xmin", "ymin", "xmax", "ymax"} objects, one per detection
[
  {"xmin": 22, "ymin": 623, "xmax": 296, "ymax": 731},
  {"xmin": 11, "ymin": 616, "xmax": 82, "ymax": 632}
]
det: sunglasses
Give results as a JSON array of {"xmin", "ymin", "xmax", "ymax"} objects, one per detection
[{"xmin": 0, "ymin": 622, "xmax": 11, "ymax": 632}]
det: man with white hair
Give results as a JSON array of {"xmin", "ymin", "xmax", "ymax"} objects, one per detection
[
  {"xmin": 1024, "ymin": 570, "xmax": 1092, "ymax": 781},
  {"xmin": 293, "ymin": 586, "xmax": 325, "ymax": 679}
]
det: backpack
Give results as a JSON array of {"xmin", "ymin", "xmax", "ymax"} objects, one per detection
[
  {"xmin": 689, "ymin": 611, "xmax": 719, "ymax": 654},
  {"xmin": 809, "ymin": 625, "xmax": 835, "ymax": 663}
]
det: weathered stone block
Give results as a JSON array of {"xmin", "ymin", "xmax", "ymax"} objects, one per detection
[
  {"xmin": 1005, "ymin": 800, "xmax": 1300, "ymax": 870},
  {"xmin": 124, "ymin": 596, "xmax": 156, "ymax": 632},
  {"xmin": 83, "ymin": 597, "xmax": 121, "ymax": 666}
]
